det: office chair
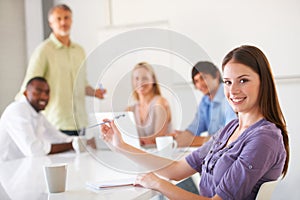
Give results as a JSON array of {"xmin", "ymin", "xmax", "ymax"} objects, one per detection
[{"xmin": 255, "ymin": 179, "xmax": 280, "ymax": 200}]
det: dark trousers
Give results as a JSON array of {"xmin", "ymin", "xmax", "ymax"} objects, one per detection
[
  {"xmin": 159, "ymin": 177, "xmax": 199, "ymax": 199},
  {"xmin": 60, "ymin": 129, "xmax": 85, "ymax": 136},
  {"xmin": 176, "ymin": 177, "xmax": 199, "ymax": 195}
]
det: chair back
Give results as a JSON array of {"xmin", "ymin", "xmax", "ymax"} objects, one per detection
[
  {"xmin": 0, "ymin": 182, "xmax": 11, "ymax": 200},
  {"xmin": 255, "ymin": 179, "xmax": 279, "ymax": 200}
]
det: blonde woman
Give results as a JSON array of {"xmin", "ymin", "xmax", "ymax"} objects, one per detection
[{"xmin": 127, "ymin": 62, "xmax": 172, "ymax": 146}]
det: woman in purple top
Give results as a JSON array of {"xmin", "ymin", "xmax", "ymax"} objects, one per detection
[{"xmin": 100, "ymin": 45, "xmax": 290, "ymax": 200}]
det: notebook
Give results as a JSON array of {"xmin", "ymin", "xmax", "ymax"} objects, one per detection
[
  {"xmin": 86, "ymin": 111, "xmax": 141, "ymax": 149},
  {"xmin": 86, "ymin": 177, "xmax": 137, "ymax": 190}
]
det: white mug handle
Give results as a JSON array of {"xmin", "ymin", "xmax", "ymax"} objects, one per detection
[
  {"xmin": 72, "ymin": 137, "xmax": 87, "ymax": 153},
  {"xmin": 172, "ymin": 140, "xmax": 177, "ymax": 149}
]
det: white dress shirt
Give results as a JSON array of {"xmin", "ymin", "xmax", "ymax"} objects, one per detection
[{"xmin": 0, "ymin": 97, "xmax": 73, "ymax": 162}]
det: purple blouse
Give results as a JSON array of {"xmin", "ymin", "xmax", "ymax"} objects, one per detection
[{"xmin": 186, "ymin": 119, "xmax": 286, "ymax": 200}]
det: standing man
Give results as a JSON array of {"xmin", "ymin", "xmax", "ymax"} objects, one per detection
[
  {"xmin": 17, "ymin": 4, "xmax": 106, "ymax": 136},
  {"xmin": 172, "ymin": 61, "xmax": 236, "ymax": 147}
]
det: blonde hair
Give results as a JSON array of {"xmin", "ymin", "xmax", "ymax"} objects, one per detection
[{"xmin": 132, "ymin": 62, "xmax": 161, "ymax": 100}]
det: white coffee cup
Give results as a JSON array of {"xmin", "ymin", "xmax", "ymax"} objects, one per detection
[
  {"xmin": 72, "ymin": 136, "xmax": 87, "ymax": 153},
  {"xmin": 155, "ymin": 136, "xmax": 177, "ymax": 158},
  {"xmin": 44, "ymin": 163, "xmax": 67, "ymax": 193}
]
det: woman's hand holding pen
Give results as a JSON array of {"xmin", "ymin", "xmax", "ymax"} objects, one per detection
[{"xmin": 101, "ymin": 119, "xmax": 125, "ymax": 150}]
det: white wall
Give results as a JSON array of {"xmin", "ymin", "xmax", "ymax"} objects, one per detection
[
  {"xmin": 275, "ymin": 79, "xmax": 300, "ymax": 198},
  {"xmin": 24, "ymin": 0, "xmax": 44, "ymax": 60},
  {"xmin": 0, "ymin": 0, "xmax": 27, "ymax": 114},
  {"xmin": 1, "ymin": 0, "xmax": 299, "ymax": 199}
]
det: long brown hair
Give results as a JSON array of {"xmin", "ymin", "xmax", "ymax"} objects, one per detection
[
  {"xmin": 132, "ymin": 62, "xmax": 161, "ymax": 100},
  {"xmin": 222, "ymin": 45, "xmax": 289, "ymax": 177}
]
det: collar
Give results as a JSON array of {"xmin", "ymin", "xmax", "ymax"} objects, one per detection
[
  {"xmin": 213, "ymin": 83, "xmax": 225, "ymax": 103},
  {"xmin": 49, "ymin": 33, "xmax": 75, "ymax": 49},
  {"xmin": 203, "ymin": 83, "xmax": 224, "ymax": 104},
  {"xmin": 20, "ymin": 96, "xmax": 40, "ymax": 117}
]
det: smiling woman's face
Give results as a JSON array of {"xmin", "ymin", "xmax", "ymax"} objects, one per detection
[
  {"xmin": 223, "ymin": 60, "xmax": 261, "ymax": 115},
  {"xmin": 132, "ymin": 67, "xmax": 154, "ymax": 96}
]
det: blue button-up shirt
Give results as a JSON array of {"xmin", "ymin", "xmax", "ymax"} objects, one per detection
[{"xmin": 186, "ymin": 83, "xmax": 236, "ymax": 136}]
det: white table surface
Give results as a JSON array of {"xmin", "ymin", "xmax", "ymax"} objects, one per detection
[{"xmin": 0, "ymin": 150, "xmax": 161, "ymax": 200}]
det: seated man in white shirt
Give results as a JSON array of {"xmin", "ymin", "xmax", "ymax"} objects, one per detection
[{"xmin": 0, "ymin": 77, "xmax": 89, "ymax": 162}]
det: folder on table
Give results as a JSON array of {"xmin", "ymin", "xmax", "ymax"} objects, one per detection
[{"xmin": 86, "ymin": 177, "xmax": 136, "ymax": 190}]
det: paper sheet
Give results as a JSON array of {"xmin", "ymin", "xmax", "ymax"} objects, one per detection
[{"xmin": 86, "ymin": 177, "xmax": 136, "ymax": 190}]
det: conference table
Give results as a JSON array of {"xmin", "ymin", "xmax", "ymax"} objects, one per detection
[{"xmin": 0, "ymin": 149, "xmax": 164, "ymax": 200}]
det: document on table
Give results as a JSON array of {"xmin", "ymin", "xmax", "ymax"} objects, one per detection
[{"xmin": 86, "ymin": 177, "xmax": 137, "ymax": 190}]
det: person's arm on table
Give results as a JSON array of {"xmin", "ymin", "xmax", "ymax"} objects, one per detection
[
  {"xmin": 136, "ymin": 172, "xmax": 222, "ymax": 200},
  {"xmin": 171, "ymin": 130, "xmax": 209, "ymax": 147},
  {"xmin": 101, "ymin": 120, "xmax": 193, "ymax": 179},
  {"xmin": 49, "ymin": 143, "xmax": 73, "ymax": 154},
  {"xmin": 172, "ymin": 101, "xmax": 208, "ymax": 147},
  {"xmin": 101, "ymin": 120, "xmax": 223, "ymax": 200}
]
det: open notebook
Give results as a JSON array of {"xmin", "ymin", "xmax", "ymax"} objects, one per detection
[{"xmin": 86, "ymin": 111, "xmax": 141, "ymax": 149}]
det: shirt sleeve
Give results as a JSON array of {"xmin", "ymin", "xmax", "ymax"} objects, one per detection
[
  {"xmin": 185, "ymin": 133, "xmax": 218, "ymax": 172},
  {"xmin": 216, "ymin": 128, "xmax": 285, "ymax": 199},
  {"xmin": 82, "ymin": 53, "xmax": 89, "ymax": 88},
  {"xmin": 5, "ymin": 103, "xmax": 51, "ymax": 156},
  {"xmin": 186, "ymin": 98, "xmax": 207, "ymax": 136},
  {"xmin": 42, "ymin": 115, "xmax": 73, "ymax": 144}
]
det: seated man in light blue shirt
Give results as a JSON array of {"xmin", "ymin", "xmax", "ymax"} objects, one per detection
[{"xmin": 172, "ymin": 61, "xmax": 236, "ymax": 147}]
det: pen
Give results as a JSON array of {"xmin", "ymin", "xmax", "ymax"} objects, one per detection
[
  {"xmin": 86, "ymin": 114, "xmax": 125, "ymax": 129},
  {"xmin": 98, "ymin": 83, "xmax": 105, "ymax": 91}
]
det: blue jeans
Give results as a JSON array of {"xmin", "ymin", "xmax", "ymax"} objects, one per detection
[
  {"xmin": 60, "ymin": 129, "xmax": 85, "ymax": 136},
  {"xmin": 176, "ymin": 177, "xmax": 199, "ymax": 195}
]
